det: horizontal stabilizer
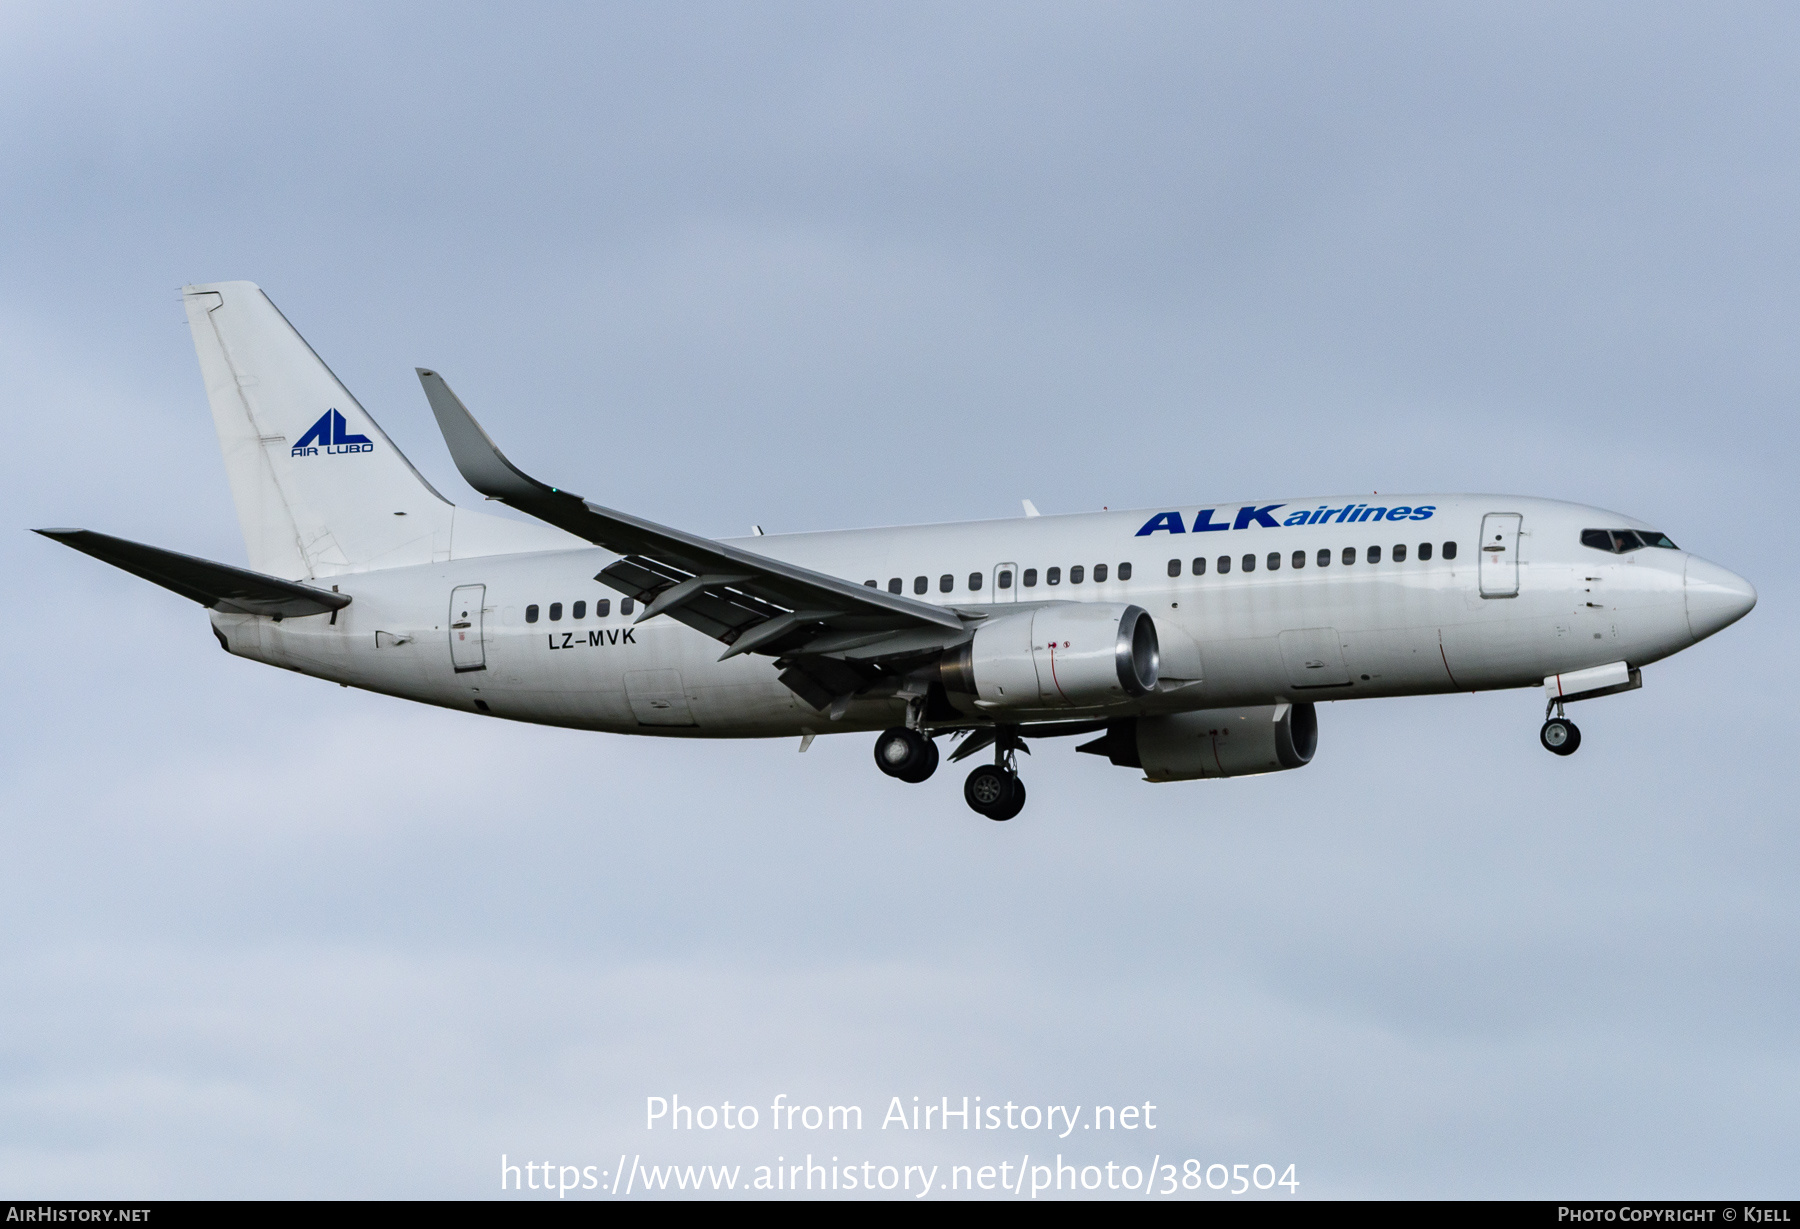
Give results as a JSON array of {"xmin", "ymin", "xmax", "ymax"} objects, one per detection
[{"xmin": 35, "ymin": 529, "xmax": 351, "ymax": 619}]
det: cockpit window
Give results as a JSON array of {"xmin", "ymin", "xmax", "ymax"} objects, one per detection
[{"xmin": 1582, "ymin": 528, "xmax": 1679, "ymax": 554}]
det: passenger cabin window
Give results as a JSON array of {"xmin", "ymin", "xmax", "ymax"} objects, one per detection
[
  {"xmin": 1442, "ymin": 542, "xmax": 1457, "ymax": 561},
  {"xmin": 548, "ymin": 602, "xmax": 562, "ymax": 621},
  {"xmin": 596, "ymin": 599, "xmax": 611, "ymax": 617},
  {"xmin": 1094, "ymin": 563, "xmax": 1108, "ymax": 582},
  {"xmin": 1317, "ymin": 548, "xmax": 1331, "ymax": 567},
  {"xmin": 1242, "ymin": 553, "xmax": 1256, "ymax": 573},
  {"xmin": 888, "ymin": 578, "xmax": 902, "ymax": 594},
  {"xmin": 1070, "ymin": 565, "xmax": 1085, "ymax": 584},
  {"xmin": 1047, "ymin": 567, "xmax": 1061, "ymax": 585},
  {"xmin": 914, "ymin": 576, "xmax": 927, "ymax": 595},
  {"xmin": 1267, "ymin": 551, "xmax": 1280, "ymax": 571},
  {"xmin": 864, "ymin": 579, "xmax": 877, "ymax": 587},
  {"xmin": 621, "ymin": 598, "xmax": 634, "ymax": 615},
  {"xmin": 1292, "ymin": 550, "xmax": 1306, "ymax": 569},
  {"xmin": 1582, "ymin": 528, "xmax": 1679, "ymax": 553},
  {"xmin": 1342, "ymin": 547, "xmax": 1356, "ymax": 565},
  {"xmin": 525, "ymin": 604, "xmax": 540, "ymax": 623},
  {"xmin": 940, "ymin": 574, "xmax": 954, "ymax": 593},
  {"xmin": 1191, "ymin": 557, "xmax": 1206, "ymax": 576},
  {"xmin": 1167, "ymin": 558, "xmax": 1181, "ymax": 578},
  {"xmin": 573, "ymin": 600, "xmax": 587, "ymax": 619},
  {"xmin": 1022, "ymin": 568, "xmax": 1038, "ymax": 587},
  {"xmin": 968, "ymin": 572, "xmax": 983, "ymax": 591},
  {"xmin": 1217, "ymin": 555, "xmax": 1231, "ymax": 574},
  {"xmin": 1393, "ymin": 544, "xmax": 1407, "ymax": 562},
  {"xmin": 997, "ymin": 570, "xmax": 1013, "ymax": 589},
  {"xmin": 1367, "ymin": 545, "xmax": 1381, "ymax": 564},
  {"xmin": 1418, "ymin": 542, "xmax": 1432, "ymax": 561},
  {"xmin": 1118, "ymin": 562, "xmax": 1132, "ymax": 580}
]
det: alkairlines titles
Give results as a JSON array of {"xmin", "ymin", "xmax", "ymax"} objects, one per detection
[{"xmin": 1136, "ymin": 503, "xmax": 1438, "ymax": 536}]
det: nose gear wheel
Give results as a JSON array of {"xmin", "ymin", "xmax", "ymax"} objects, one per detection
[{"xmin": 1540, "ymin": 717, "xmax": 1580, "ymax": 755}]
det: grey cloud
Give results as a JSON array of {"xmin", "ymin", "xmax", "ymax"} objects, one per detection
[{"xmin": 2, "ymin": 1, "xmax": 1794, "ymax": 1198}]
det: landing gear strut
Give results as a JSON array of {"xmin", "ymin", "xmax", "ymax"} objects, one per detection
[
  {"xmin": 874, "ymin": 727, "xmax": 939, "ymax": 782},
  {"xmin": 1540, "ymin": 700, "xmax": 1581, "ymax": 756},
  {"xmin": 962, "ymin": 728, "xmax": 1026, "ymax": 820}
]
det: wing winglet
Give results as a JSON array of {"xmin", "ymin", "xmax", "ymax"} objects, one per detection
[
  {"xmin": 416, "ymin": 368, "xmax": 551, "ymax": 502},
  {"xmin": 413, "ymin": 369, "xmax": 964, "ymax": 634}
]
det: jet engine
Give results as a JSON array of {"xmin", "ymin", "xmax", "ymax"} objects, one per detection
[
  {"xmin": 1077, "ymin": 703, "xmax": 1317, "ymax": 780},
  {"xmin": 941, "ymin": 603, "xmax": 1159, "ymax": 711}
]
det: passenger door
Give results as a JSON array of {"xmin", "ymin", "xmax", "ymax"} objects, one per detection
[
  {"xmin": 449, "ymin": 584, "xmax": 486, "ymax": 672},
  {"xmin": 1479, "ymin": 513, "xmax": 1523, "ymax": 598}
]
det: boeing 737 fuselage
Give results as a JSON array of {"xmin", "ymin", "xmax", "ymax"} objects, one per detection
[{"xmin": 38, "ymin": 283, "xmax": 1758, "ymax": 819}]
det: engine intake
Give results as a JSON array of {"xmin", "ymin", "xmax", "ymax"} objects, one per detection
[
  {"xmin": 1078, "ymin": 703, "xmax": 1317, "ymax": 780},
  {"xmin": 941, "ymin": 603, "xmax": 1158, "ymax": 712}
]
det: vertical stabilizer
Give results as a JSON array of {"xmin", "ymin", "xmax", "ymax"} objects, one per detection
[{"xmin": 183, "ymin": 281, "xmax": 456, "ymax": 579}]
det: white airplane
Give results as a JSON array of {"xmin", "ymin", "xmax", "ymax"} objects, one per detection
[{"xmin": 39, "ymin": 282, "xmax": 1757, "ymax": 820}]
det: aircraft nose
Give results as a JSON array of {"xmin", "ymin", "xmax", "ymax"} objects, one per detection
[{"xmin": 1685, "ymin": 555, "xmax": 1757, "ymax": 642}]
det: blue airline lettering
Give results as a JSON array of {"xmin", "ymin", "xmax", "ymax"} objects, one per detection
[
  {"xmin": 291, "ymin": 409, "xmax": 374, "ymax": 457},
  {"xmin": 1135, "ymin": 510, "xmax": 1187, "ymax": 536},
  {"xmin": 1128, "ymin": 501, "xmax": 1434, "ymax": 536},
  {"xmin": 1234, "ymin": 504, "xmax": 1285, "ymax": 529}
]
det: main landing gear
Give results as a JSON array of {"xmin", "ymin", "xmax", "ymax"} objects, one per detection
[
  {"xmin": 964, "ymin": 763, "xmax": 1025, "ymax": 822},
  {"xmin": 873, "ymin": 727, "xmax": 939, "ymax": 783},
  {"xmin": 872, "ymin": 725, "xmax": 1027, "ymax": 820},
  {"xmin": 958, "ymin": 727, "xmax": 1027, "ymax": 821},
  {"xmin": 1540, "ymin": 700, "xmax": 1581, "ymax": 756}
]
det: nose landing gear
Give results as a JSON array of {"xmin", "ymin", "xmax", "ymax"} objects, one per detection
[{"xmin": 1540, "ymin": 700, "xmax": 1581, "ymax": 756}]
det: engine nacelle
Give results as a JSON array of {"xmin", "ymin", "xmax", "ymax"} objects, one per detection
[
  {"xmin": 1078, "ymin": 703, "xmax": 1317, "ymax": 780},
  {"xmin": 941, "ymin": 603, "xmax": 1159, "ymax": 711}
]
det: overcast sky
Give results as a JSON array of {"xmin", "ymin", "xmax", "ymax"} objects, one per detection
[{"xmin": 2, "ymin": 1, "xmax": 1794, "ymax": 1199}]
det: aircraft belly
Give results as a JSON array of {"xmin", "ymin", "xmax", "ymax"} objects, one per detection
[
  {"xmin": 478, "ymin": 619, "xmax": 809, "ymax": 734},
  {"xmin": 1169, "ymin": 570, "xmax": 1478, "ymax": 703},
  {"xmin": 1438, "ymin": 609, "xmax": 1562, "ymax": 689},
  {"xmin": 1180, "ymin": 636, "xmax": 1284, "ymax": 706},
  {"xmin": 1338, "ymin": 626, "xmax": 1457, "ymax": 694}
]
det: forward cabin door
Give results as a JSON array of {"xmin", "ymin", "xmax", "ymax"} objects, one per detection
[
  {"xmin": 992, "ymin": 561, "xmax": 1019, "ymax": 602},
  {"xmin": 1478, "ymin": 513, "xmax": 1522, "ymax": 598},
  {"xmin": 449, "ymin": 584, "xmax": 486, "ymax": 672}
]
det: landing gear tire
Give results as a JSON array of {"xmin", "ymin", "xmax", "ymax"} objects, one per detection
[
  {"xmin": 1540, "ymin": 717, "xmax": 1581, "ymax": 756},
  {"xmin": 986, "ymin": 777, "xmax": 1025, "ymax": 822},
  {"xmin": 964, "ymin": 764, "xmax": 1023, "ymax": 820},
  {"xmin": 874, "ymin": 727, "xmax": 938, "ymax": 782},
  {"xmin": 904, "ymin": 737, "xmax": 939, "ymax": 783}
]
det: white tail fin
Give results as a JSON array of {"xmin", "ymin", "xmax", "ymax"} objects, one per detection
[{"xmin": 184, "ymin": 281, "xmax": 575, "ymax": 578}]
